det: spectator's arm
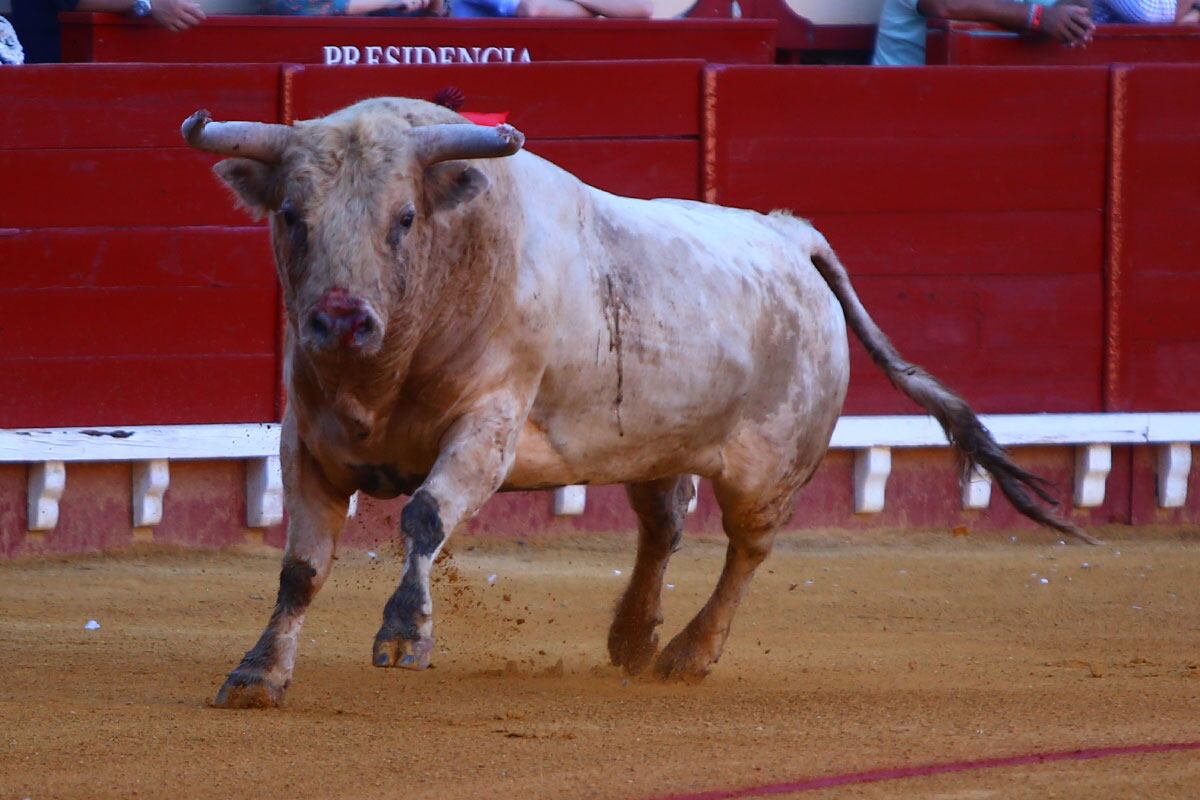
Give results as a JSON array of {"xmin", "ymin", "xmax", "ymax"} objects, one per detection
[
  {"xmin": 918, "ymin": 0, "xmax": 1094, "ymax": 43},
  {"xmin": 345, "ymin": 0, "xmax": 424, "ymax": 11},
  {"xmin": 516, "ymin": 0, "xmax": 595, "ymax": 16},
  {"xmin": 574, "ymin": 0, "xmax": 653, "ymax": 16},
  {"xmin": 76, "ymin": 0, "xmax": 205, "ymax": 29},
  {"xmin": 74, "ymin": 0, "xmax": 136, "ymax": 10}
]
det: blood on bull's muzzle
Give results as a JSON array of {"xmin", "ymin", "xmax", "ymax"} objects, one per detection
[{"xmin": 304, "ymin": 288, "xmax": 385, "ymax": 355}]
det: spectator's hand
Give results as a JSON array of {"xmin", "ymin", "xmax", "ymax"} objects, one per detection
[
  {"xmin": 387, "ymin": 0, "xmax": 432, "ymax": 11},
  {"xmin": 1058, "ymin": 0, "xmax": 1090, "ymax": 10},
  {"xmin": 151, "ymin": 0, "xmax": 205, "ymax": 31},
  {"xmin": 1043, "ymin": 2, "xmax": 1094, "ymax": 46}
]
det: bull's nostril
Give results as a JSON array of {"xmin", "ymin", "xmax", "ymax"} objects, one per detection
[{"xmin": 309, "ymin": 312, "xmax": 332, "ymax": 341}]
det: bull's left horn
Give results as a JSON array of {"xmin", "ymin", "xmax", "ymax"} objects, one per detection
[
  {"xmin": 181, "ymin": 109, "xmax": 292, "ymax": 163},
  {"xmin": 413, "ymin": 122, "xmax": 525, "ymax": 167}
]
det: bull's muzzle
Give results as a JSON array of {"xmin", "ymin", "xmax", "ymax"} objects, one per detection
[{"xmin": 304, "ymin": 289, "xmax": 385, "ymax": 356}]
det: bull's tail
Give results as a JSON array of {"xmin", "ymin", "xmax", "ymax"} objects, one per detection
[{"xmin": 810, "ymin": 241, "xmax": 1100, "ymax": 545}]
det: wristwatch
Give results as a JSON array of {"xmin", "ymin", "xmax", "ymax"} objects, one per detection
[{"xmin": 131, "ymin": 0, "xmax": 152, "ymax": 16}]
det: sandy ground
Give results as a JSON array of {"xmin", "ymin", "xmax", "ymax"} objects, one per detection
[{"xmin": 2, "ymin": 531, "xmax": 1200, "ymax": 800}]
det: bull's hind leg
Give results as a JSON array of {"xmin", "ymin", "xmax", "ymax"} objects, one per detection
[
  {"xmin": 653, "ymin": 478, "xmax": 792, "ymax": 683},
  {"xmin": 608, "ymin": 476, "xmax": 695, "ymax": 674},
  {"xmin": 214, "ymin": 421, "xmax": 349, "ymax": 709}
]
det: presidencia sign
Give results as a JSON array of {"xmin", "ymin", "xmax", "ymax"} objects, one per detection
[{"xmin": 323, "ymin": 45, "xmax": 534, "ymax": 64}]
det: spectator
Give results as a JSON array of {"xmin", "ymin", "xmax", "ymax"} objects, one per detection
[
  {"xmin": 259, "ymin": 0, "xmax": 445, "ymax": 14},
  {"xmin": 873, "ymin": 0, "xmax": 1094, "ymax": 65},
  {"xmin": 11, "ymin": 0, "xmax": 203, "ymax": 63},
  {"xmin": 452, "ymin": 0, "xmax": 651, "ymax": 18},
  {"xmin": 1, "ymin": 16, "xmax": 25, "ymax": 63},
  {"xmin": 1092, "ymin": 0, "xmax": 1199, "ymax": 22}
]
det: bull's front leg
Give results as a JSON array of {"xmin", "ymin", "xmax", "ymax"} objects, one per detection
[
  {"xmin": 213, "ymin": 423, "xmax": 349, "ymax": 708},
  {"xmin": 372, "ymin": 397, "xmax": 521, "ymax": 670}
]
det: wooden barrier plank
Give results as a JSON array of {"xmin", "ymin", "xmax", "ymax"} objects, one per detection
[
  {"xmin": 815, "ymin": 210, "xmax": 1101, "ymax": 276},
  {"xmin": 0, "ymin": 356, "xmax": 278, "ymax": 428},
  {"xmin": 844, "ymin": 273, "xmax": 1103, "ymax": 413},
  {"xmin": 1109, "ymin": 65, "xmax": 1200, "ymax": 412},
  {"xmin": 709, "ymin": 65, "xmax": 1107, "ymax": 413},
  {"xmin": 292, "ymin": 61, "xmax": 703, "ymax": 138},
  {"xmin": 709, "ymin": 66, "xmax": 1108, "ymax": 214},
  {"xmin": 712, "ymin": 66, "xmax": 1106, "ymax": 139},
  {"xmin": 0, "ymin": 64, "xmax": 282, "ymax": 151},
  {"xmin": 852, "ymin": 275, "xmax": 1101, "ymax": 355},
  {"xmin": 926, "ymin": 21, "xmax": 1200, "ymax": 66},
  {"xmin": 529, "ymin": 139, "xmax": 699, "ymax": 200},
  {"xmin": 0, "ymin": 150, "xmax": 251, "ymax": 228},
  {"xmin": 60, "ymin": 14, "xmax": 775, "ymax": 66},
  {"xmin": 845, "ymin": 344, "xmax": 1103, "ymax": 414},
  {"xmin": 0, "ymin": 287, "xmax": 277, "ymax": 359},
  {"xmin": 0, "ymin": 228, "xmax": 272, "ymax": 289},
  {"xmin": 720, "ymin": 139, "xmax": 1102, "ymax": 214}
]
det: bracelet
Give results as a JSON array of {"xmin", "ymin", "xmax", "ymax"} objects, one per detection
[{"xmin": 1027, "ymin": 4, "xmax": 1044, "ymax": 30}]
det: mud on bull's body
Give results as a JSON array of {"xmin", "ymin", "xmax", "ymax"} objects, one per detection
[{"xmin": 182, "ymin": 97, "xmax": 1092, "ymax": 709}]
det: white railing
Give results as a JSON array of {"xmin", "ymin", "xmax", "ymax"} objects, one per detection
[{"xmin": 3, "ymin": 412, "xmax": 1198, "ymax": 532}]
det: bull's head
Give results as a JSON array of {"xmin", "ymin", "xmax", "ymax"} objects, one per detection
[{"xmin": 182, "ymin": 99, "xmax": 524, "ymax": 362}]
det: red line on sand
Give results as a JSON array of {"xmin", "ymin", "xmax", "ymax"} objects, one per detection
[{"xmin": 647, "ymin": 741, "xmax": 1200, "ymax": 800}]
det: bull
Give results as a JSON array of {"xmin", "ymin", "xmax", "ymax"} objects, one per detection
[{"xmin": 182, "ymin": 98, "xmax": 1092, "ymax": 709}]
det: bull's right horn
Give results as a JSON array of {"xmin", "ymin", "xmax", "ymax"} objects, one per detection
[
  {"xmin": 181, "ymin": 109, "xmax": 292, "ymax": 163},
  {"xmin": 413, "ymin": 122, "xmax": 525, "ymax": 167}
]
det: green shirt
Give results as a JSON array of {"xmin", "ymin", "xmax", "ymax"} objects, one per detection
[{"xmin": 872, "ymin": 0, "xmax": 1054, "ymax": 66}]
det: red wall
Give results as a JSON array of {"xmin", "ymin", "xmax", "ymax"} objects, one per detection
[
  {"xmin": 706, "ymin": 65, "xmax": 1108, "ymax": 414},
  {"xmin": 0, "ymin": 65, "xmax": 283, "ymax": 427},
  {"xmin": 3, "ymin": 61, "xmax": 1197, "ymax": 430},
  {"xmin": 1107, "ymin": 65, "xmax": 1200, "ymax": 412}
]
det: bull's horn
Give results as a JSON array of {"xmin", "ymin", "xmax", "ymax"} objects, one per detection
[
  {"xmin": 181, "ymin": 109, "xmax": 291, "ymax": 163},
  {"xmin": 413, "ymin": 123, "xmax": 525, "ymax": 167}
]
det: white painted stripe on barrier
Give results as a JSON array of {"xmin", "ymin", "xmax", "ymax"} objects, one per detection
[
  {"xmin": 2, "ymin": 415, "xmax": 1198, "ymax": 463},
  {"xmin": 4, "ymin": 415, "xmax": 1198, "ymax": 527},
  {"xmin": 829, "ymin": 413, "xmax": 1200, "ymax": 448},
  {"xmin": 0, "ymin": 424, "xmax": 280, "ymax": 463}
]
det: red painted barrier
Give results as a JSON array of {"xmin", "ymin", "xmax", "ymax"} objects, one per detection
[
  {"xmin": 705, "ymin": 65, "xmax": 1108, "ymax": 414},
  {"xmin": 1106, "ymin": 65, "xmax": 1200, "ymax": 412},
  {"xmin": 59, "ymin": 13, "xmax": 775, "ymax": 65},
  {"xmin": 926, "ymin": 20, "xmax": 1200, "ymax": 65},
  {"xmin": 4, "ymin": 61, "xmax": 1200, "ymax": 558},
  {"xmin": 288, "ymin": 60, "xmax": 704, "ymax": 199},
  {"xmin": 0, "ymin": 64, "xmax": 284, "ymax": 427}
]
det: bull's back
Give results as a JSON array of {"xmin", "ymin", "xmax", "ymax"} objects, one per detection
[{"xmin": 512, "ymin": 176, "xmax": 848, "ymax": 486}]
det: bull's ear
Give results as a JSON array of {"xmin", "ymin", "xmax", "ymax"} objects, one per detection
[
  {"xmin": 424, "ymin": 161, "xmax": 490, "ymax": 213},
  {"xmin": 213, "ymin": 158, "xmax": 281, "ymax": 219}
]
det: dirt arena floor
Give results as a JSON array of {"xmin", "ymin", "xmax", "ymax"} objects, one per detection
[{"xmin": 3, "ymin": 530, "xmax": 1200, "ymax": 799}]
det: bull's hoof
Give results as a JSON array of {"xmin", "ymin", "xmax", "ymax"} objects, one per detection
[
  {"xmin": 652, "ymin": 633, "xmax": 716, "ymax": 684},
  {"xmin": 372, "ymin": 635, "xmax": 434, "ymax": 670},
  {"xmin": 212, "ymin": 672, "xmax": 286, "ymax": 709},
  {"xmin": 607, "ymin": 620, "xmax": 659, "ymax": 675}
]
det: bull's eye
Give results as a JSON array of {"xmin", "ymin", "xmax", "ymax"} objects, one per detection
[
  {"xmin": 387, "ymin": 204, "xmax": 416, "ymax": 250},
  {"xmin": 279, "ymin": 202, "xmax": 308, "ymax": 252}
]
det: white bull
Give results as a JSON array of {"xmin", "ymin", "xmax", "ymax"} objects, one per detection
[{"xmin": 182, "ymin": 97, "xmax": 1090, "ymax": 708}]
